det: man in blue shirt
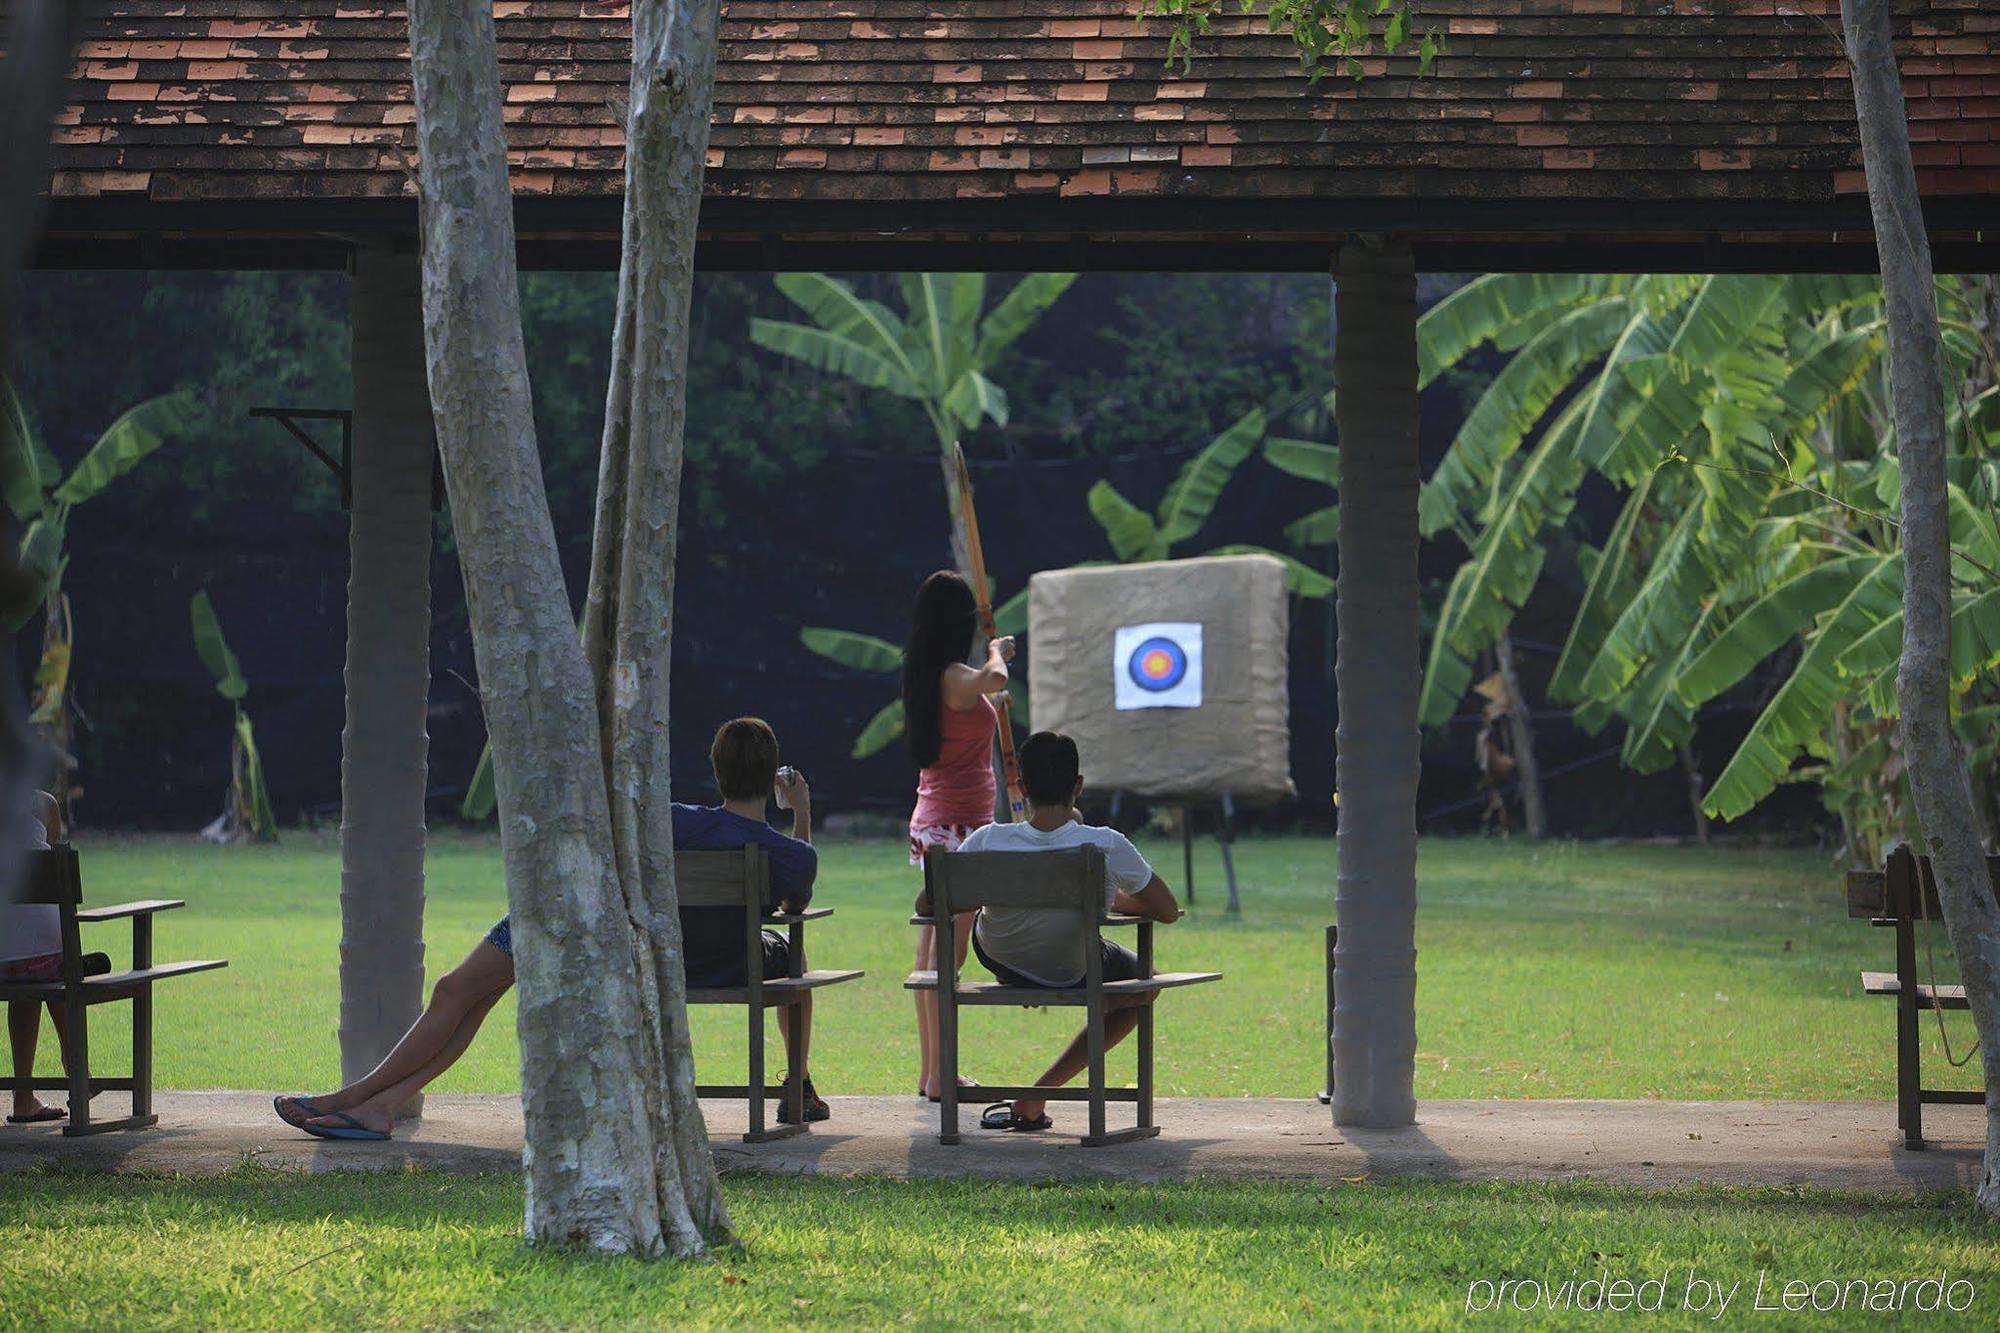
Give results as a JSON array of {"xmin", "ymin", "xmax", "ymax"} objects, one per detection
[{"xmin": 273, "ymin": 717, "xmax": 826, "ymax": 1140}]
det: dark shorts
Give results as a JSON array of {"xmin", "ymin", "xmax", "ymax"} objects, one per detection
[
  {"xmin": 488, "ymin": 917, "xmax": 793, "ymax": 989},
  {"xmin": 685, "ymin": 930, "xmax": 794, "ymax": 990},
  {"xmin": 972, "ymin": 930, "xmax": 1141, "ymax": 989}
]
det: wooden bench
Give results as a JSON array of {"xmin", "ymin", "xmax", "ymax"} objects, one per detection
[
  {"xmin": 678, "ymin": 846, "xmax": 862, "ymax": 1142},
  {"xmin": 905, "ymin": 846, "xmax": 1220, "ymax": 1146},
  {"xmin": 1845, "ymin": 844, "xmax": 2000, "ymax": 1150},
  {"xmin": 0, "ymin": 846, "xmax": 226, "ymax": 1135}
]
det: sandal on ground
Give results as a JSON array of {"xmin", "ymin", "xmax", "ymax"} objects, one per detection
[
  {"xmin": 6, "ymin": 1105, "xmax": 65, "ymax": 1124},
  {"xmin": 300, "ymin": 1110, "xmax": 390, "ymax": 1142},
  {"xmin": 979, "ymin": 1101, "xmax": 1052, "ymax": 1132},
  {"xmin": 775, "ymin": 1076, "xmax": 830, "ymax": 1125},
  {"xmin": 272, "ymin": 1095, "xmax": 327, "ymax": 1131}
]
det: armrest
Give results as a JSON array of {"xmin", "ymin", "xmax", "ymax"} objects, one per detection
[
  {"xmin": 75, "ymin": 899, "xmax": 185, "ymax": 924},
  {"xmin": 762, "ymin": 908, "xmax": 833, "ymax": 924},
  {"xmin": 1098, "ymin": 914, "xmax": 1147, "ymax": 928}
]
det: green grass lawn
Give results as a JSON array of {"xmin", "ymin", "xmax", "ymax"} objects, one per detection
[
  {"xmin": 3, "ymin": 1170, "xmax": 1996, "ymax": 1329},
  {"xmin": 23, "ymin": 832, "xmax": 1975, "ymax": 1102}
]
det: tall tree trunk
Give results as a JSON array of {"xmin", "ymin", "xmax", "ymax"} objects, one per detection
[
  {"xmin": 339, "ymin": 247, "xmax": 433, "ymax": 1110},
  {"xmin": 1842, "ymin": 0, "xmax": 2000, "ymax": 1214},
  {"xmin": 1494, "ymin": 631, "xmax": 1546, "ymax": 839},
  {"xmin": 1330, "ymin": 240, "xmax": 1420, "ymax": 1127},
  {"xmin": 0, "ymin": 0, "xmax": 82, "ymax": 898},
  {"xmin": 407, "ymin": 0, "xmax": 719, "ymax": 1256},
  {"xmin": 579, "ymin": 0, "xmax": 730, "ymax": 1247}
]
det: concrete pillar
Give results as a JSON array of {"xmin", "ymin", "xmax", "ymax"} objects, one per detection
[
  {"xmin": 1331, "ymin": 240, "xmax": 1420, "ymax": 1127},
  {"xmin": 339, "ymin": 245, "xmax": 433, "ymax": 1109}
]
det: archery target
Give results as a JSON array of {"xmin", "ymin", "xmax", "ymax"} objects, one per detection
[{"xmin": 1114, "ymin": 622, "xmax": 1203, "ymax": 710}]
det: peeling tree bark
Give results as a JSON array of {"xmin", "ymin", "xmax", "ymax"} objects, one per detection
[
  {"xmin": 407, "ymin": 0, "xmax": 723, "ymax": 1255},
  {"xmin": 339, "ymin": 247, "xmax": 433, "ymax": 1111},
  {"xmin": 1842, "ymin": 0, "xmax": 2000, "ymax": 1214},
  {"xmin": 1331, "ymin": 240, "xmax": 1420, "ymax": 1127},
  {"xmin": 579, "ymin": 0, "xmax": 731, "ymax": 1248}
]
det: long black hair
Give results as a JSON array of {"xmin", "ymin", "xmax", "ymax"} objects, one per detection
[{"xmin": 901, "ymin": 569, "xmax": 979, "ymax": 769}]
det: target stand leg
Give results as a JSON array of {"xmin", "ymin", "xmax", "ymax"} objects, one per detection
[
  {"xmin": 1182, "ymin": 806, "xmax": 1195, "ymax": 907},
  {"xmin": 1219, "ymin": 792, "xmax": 1240, "ymax": 918}
]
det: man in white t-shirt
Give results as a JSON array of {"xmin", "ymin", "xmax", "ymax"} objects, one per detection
[{"xmin": 922, "ymin": 731, "xmax": 1181, "ymax": 1132}]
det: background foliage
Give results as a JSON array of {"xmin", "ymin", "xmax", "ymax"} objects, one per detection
[{"xmin": 8, "ymin": 268, "xmax": 1829, "ymax": 837}]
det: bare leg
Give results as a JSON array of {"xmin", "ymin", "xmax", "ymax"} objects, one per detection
[
  {"xmin": 310, "ymin": 986, "xmax": 507, "ymax": 1133},
  {"xmin": 914, "ymin": 923, "xmax": 938, "ymax": 1096},
  {"xmin": 776, "ymin": 990, "xmax": 812, "ymax": 1075},
  {"xmin": 282, "ymin": 941, "xmax": 513, "ymax": 1121},
  {"xmin": 7, "ymin": 1000, "xmax": 50, "ymax": 1119},
  {"xmin": 1011, "ymin": 998, "xmax": 1150, "ymax": 1122},
  {"xmin": 917, "ymin": 912, "xmax": 976, "ymax": 1100}
]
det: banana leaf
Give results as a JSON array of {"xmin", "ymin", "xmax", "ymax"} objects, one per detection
[
  {"xmin": 53, "ymin": 393, "xmax": 188, "ymax": 505},
  {"xmin": 1156, "ymin": 407, "xmax": 1264, "ymax": 546},
  {"xmin": 28, "ymin": 636, "xmax": 70, "ymax": 729},
  {"xmin": 1416, "ymin": 562, "xmax": 1479, "ymax": 728},
  {"xmin": 1419, "ymin": 300, "xmax": 1626, "ymax": 537},
  {"xmin": 942, "ymin": 369, "xmax": 1008, "ymax": 431},
  {"xmin": 900, "ymin": 273, "xmax": 981, "ymax": 396},
  {"xmin": 1702, "ymin": 555, "xmax": 1903, "ymax": 821},
  {"xmin": 1548, "ymin": 475, "xmax": 1655, "ymax": 702},
  {"xmin": 1675, "ymin": 553, "xmax": 1879, "ymax": 709},
  {"xmin": 1838, "ymin": 585, "xmax": 2000, "ymax": 717},
  {"xmin": 1617, "ymin": 607, "xmax": 1713, "ymax": 774},
  {"xmin": 191, "ymin": 590, "xmax": 248, "ymax": 701},
  {"xmin": 977, "ymin": 273, "xmax": 1077, "ymax": 366},
  {"xmin": 1413, "ymin": 273, "xmax": 1611, "ymax": 386},
  {"xmin": 800, "ymin": 627, "xmax": 903, "ymax": 674},
  {"xmin": 770, "ymin": 273, "xmax": 914, "ymax": 372},
  {"xmin": 235, "ymin": 708, "xmax": 278, "ymax": 841},
  {"xmin": 1263, "ymin": 437, "xmax": 1339, "ymax": 487},
  {"xmin": 1204, "ymin": 544, "xmax": 1333, "ymax": 598},
  {"xmin": 748, "ymin": 319, "xmax": 920, "ymax": 398},
  {"xmin": 461, "ymin": 742, "xmax": 496, "ymax": 822},
  {"xmin": 4, "ymin": 514, "xmax": 66, "ymax": 630},
  {"xmin": 993, "ymin": 585, "xmax": 1029, "ymax": 637},
  {"xmin": 0, "ymin": 376, "xmax": 57, "ymax": 521},
  {"xmin": 1283, "ymin": 506, "xmax": 1339, "ymax": 547},
  {"xmin": 852, "ymin": 697, "xmax": 906, "ymax": 759},
  {"xmin": 1088, "ymin": 480, "xmax": 1163, "ymax": 562}
]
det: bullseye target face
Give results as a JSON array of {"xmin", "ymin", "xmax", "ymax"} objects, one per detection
[
  {"xmin": 1113, "ymin": 622, "xmax": 1203, "ymax": 710},
  {"xmin": 1128, "ymin": 637, "xmax": 1188, "ymax": 692}
]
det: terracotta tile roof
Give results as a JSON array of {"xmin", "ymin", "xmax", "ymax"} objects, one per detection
[{"xmin": 36, "ymin": 1, "xmax": 2000, "ymax": 265}]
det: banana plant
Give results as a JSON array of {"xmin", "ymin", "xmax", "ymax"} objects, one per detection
[
  {"xmin": 2, "ymin": 378, "xmax": 189, "ymax": 809},
  {"xmin": 1086, "ymin": 407, "xmax": 1333, "ymax": 597},
  {"xmin": 1393, "ymin": 272, "xmax": 2000, "ymax": 855},
  {"xmin": 192, "ymin": 590, "xmax": 276, "ymax": 843},
  {"xmin": 768, "ymin": 274, "xmax": 1071, "ymax": 758}
]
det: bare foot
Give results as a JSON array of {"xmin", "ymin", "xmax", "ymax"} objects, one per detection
[
  {"xmin": 918, "ymin": 1075, "xmax": 981, "ymax": 1100},
  {"xmin": 306, "ymin": 1103, "xmax": 393, "ymax": 1135},
  {"xmin": 9, "ymin": 1096, "xmax": 59, "ymax": 1122}
]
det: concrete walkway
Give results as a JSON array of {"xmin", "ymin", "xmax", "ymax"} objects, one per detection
[{"xmin": 0, "ymin": 1094, "xmax": 1982, "ymax": 1194}]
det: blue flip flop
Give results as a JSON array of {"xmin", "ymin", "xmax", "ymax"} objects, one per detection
[
  {"xmin": 299, "ymin": 1110, "xmax": 389, "ymax": 1142},
  {"xmin": 272, "ymin": 1095, "xmax": 326, "ymax": 1131}
]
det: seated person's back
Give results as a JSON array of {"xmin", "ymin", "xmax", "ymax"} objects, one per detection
[
  {"xmin": 675, "ymin": 718, "xmax": 817, "ymax": 988},
  {"xmin": 957, "ymin": 733, "xmax": 1176, "ymax": 989}
]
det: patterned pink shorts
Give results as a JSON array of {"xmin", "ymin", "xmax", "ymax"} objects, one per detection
[
  {"xmin": 908, "ymin": 821, "xmax": 984, "ymax": 867},
  {"xmin": 0, "ymin": 953, "xmax": 61, "ymax": 983}
]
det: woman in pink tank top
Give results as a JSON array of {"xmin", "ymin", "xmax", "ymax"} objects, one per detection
[{"xmin": 902, "ymin": 570, "xmax": 1014, "ymax": 1102}]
